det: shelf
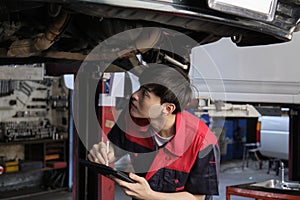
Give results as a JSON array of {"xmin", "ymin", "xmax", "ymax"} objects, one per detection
[
  {"xmin": 0, "ymin": 186, "xmax": 69, "ymax": 200},
  {"xmin": 0, "ymin": 139, "xmax": 67, "ymax": 146},
  {"xmin": 0, "ymin": 137, "xmax": 68, "ymax": 196},
  {"xmin": 0, "ymin": 166, "xmax": 67, "ymax": 176}
]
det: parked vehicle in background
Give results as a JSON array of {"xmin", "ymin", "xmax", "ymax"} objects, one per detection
[{"xmin": 257, "ymin": 115, "xmax": 289, "ymax": 160}]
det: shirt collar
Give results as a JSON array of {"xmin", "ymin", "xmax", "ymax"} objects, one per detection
[
  {"xmin": 124, "ymin": 110, "xmax": 198, "ymax": 156},
  {"xmin": 164, "ymin": 111, "xmax": 198, "ymax": 157}
]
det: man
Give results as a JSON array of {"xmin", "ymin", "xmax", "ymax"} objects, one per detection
[{"xmin": 88, "ymin": 64, "xmax": 220, "ymax": 200}]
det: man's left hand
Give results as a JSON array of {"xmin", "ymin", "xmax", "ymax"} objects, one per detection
[{"xmin": 114, "ymin": 173, "xmax": 155, "ymax": 200}]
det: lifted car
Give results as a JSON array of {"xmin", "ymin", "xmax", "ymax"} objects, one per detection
[{"xmin": 0, "ymin": 0, "xmax": 299, "ymax": 66}]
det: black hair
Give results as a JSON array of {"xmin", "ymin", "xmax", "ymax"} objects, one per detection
[{"xmin": 138, "ymin": 64, "xmax": 192, "ymax": 114}]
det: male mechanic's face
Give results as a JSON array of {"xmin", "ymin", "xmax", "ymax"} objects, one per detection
[{"xmin": 129, "ymin": 86, "xmax": 164, "ymax": 119}]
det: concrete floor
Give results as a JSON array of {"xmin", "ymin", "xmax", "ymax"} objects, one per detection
[
  {"xmin": 215, "ymin": 159, "xmax": 280, "ymax": 200},
  {"xmin": 1, "ymin": 190, "xmax": 72, "ymax": 200},
  {"xmin": 3, "ymin": 159, "xmax": 282, "ymax": 200}
]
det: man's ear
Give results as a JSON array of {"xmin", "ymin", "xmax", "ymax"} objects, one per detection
[{"xmin": 162, "ymin": 103, "xmax": 176, "ymax": 115}]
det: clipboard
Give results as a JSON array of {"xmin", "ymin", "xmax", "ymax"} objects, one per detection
[{"xmin": 79, "ymin": 159, "xmax": 135, "ymax": 183}]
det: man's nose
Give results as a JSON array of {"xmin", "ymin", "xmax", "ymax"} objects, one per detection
[{"xmin": 131, "ymin": 91, "xmax": 139, "ymax": 101}]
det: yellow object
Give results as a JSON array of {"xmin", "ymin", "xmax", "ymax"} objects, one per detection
[
  {"xmin": 45, "ymin": 154, "xmax": 60, "ymax": 161},
  {"xmin": 4, "ymin": 161, "xmax": 19, "ymax": 173}
]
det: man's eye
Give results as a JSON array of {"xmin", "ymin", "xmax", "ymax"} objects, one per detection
[
  {"xmin": 141, "ymin": 88, "xmax": 149, "ymax": 97},
  {"xmin": 142, "ymin": 89, "xmax": 147, "ymax": 96}
]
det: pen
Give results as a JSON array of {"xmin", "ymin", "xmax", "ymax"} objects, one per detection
[{"xmin": 106, "ymin": 141, "xmax": 110, "ymax": 166}]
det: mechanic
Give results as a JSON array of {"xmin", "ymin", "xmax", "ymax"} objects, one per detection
[{"xmin": 88, "ymin": 64, "xmax": 220, "ymax": 200}]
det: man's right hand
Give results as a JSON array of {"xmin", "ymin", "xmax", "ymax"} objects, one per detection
[{"xmin": 88, "ymin": 141, "xmax": 116, "ymax": 165}]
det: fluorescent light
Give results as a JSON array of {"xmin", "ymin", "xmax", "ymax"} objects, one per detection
[{"xmin": 208, "ymin": 0, "xmax": 278, "ymax": 21}]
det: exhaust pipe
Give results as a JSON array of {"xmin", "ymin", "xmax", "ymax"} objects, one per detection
[{"xmin": 7, "ymin": 5, "xmax": 69, "ymax": 57}]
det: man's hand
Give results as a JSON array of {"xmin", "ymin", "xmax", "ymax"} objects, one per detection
[
  {"xmin": 114, "ymin": 173, "xmax": 155, "ymax": 200},
  {"xmin": 114, "ymin": 173, "xmax": 206, "ymax": 200},
  {"xmin": 87, "ymin": 141, "xmax": 115, "ymax": 165}
]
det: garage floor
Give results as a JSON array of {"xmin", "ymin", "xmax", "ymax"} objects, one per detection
[
  {"xmin": 1, "ymin": 190, "xmax": 72, "ymax": 200},
  {"xmin": 2, "ymin": 159, "xmax": 281, "ymax": 200},
  {"xmin": 215, "ymin": 159, "xmax": 282, "ymax": 200}
]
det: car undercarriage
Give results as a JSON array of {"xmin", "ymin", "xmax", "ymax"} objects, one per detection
[{"xmin": 0, "ymin": 0, "xmax": 299, "ymax": 68}]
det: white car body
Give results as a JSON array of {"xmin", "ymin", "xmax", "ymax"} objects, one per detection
[{"xmin": 258, "ymin": 116, "xmax": 289, "ymax": 160}]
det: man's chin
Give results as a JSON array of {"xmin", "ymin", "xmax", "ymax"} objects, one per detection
[
  {"xmin": 129, "ymin": 112, "xmax": 150, "ymax": 124},
  {"xmin": 129, "ymin": 112, "xmax": 144, "ymax": 119}
]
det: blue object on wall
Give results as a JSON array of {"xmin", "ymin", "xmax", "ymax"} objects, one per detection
[
  {"xmin": 216, "ymin": 118, "xmax": 247, "ymax": 161},
  {"xmin": 232, "ymin": 119, "xmax": 247, "ymax": 159}
]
